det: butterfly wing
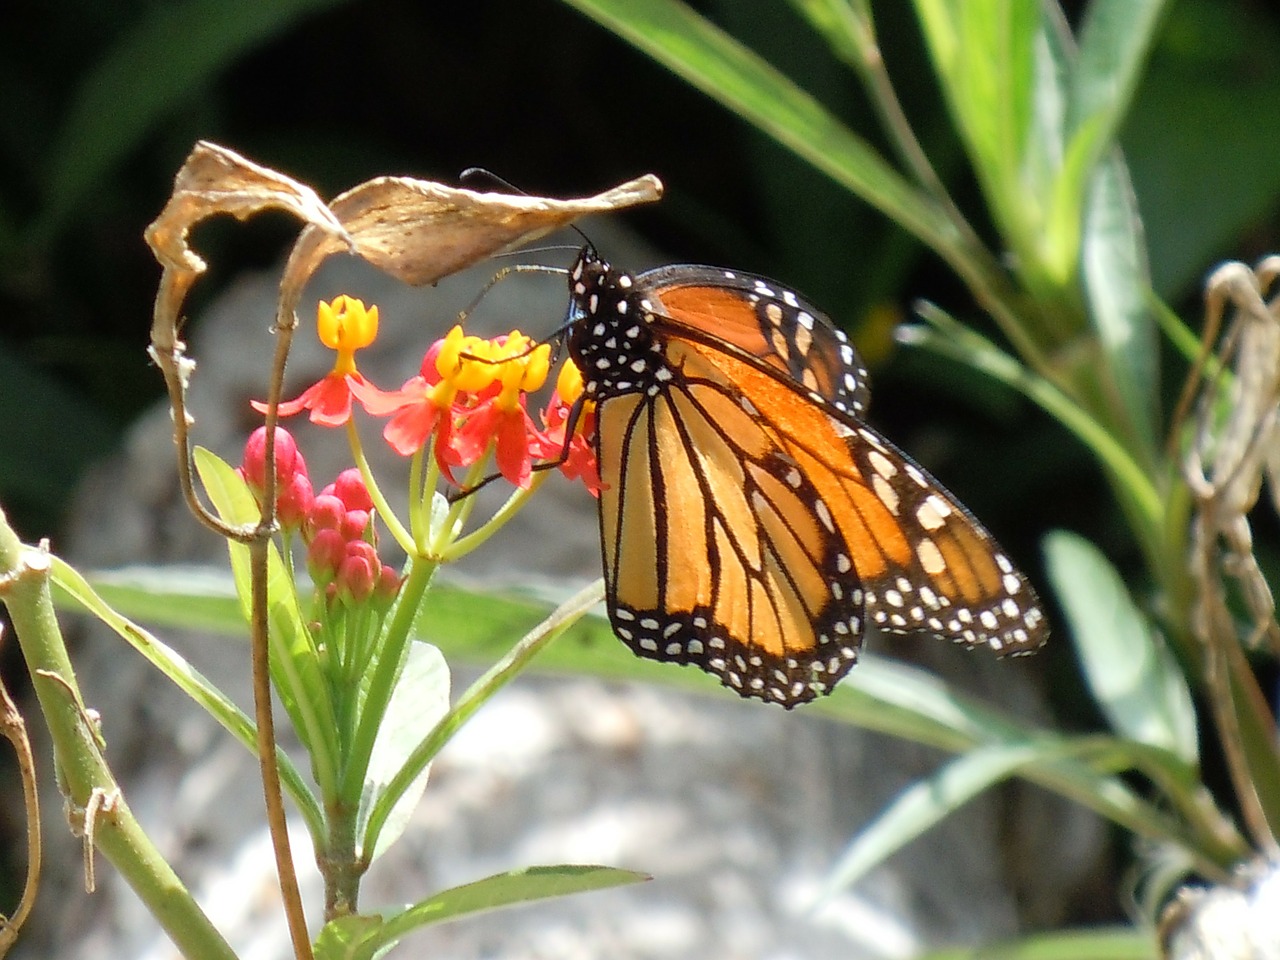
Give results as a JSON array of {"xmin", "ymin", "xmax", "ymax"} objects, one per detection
[
  {"xmin": 637, "ymin": 264, "xmax": 872, "ymax": 417},
  {"xmin": 593, "ymin": 334, "xmax": 1046, "ymax": 708},
  {"xmin": 593, "ymin": 339, "xmax": 863, "ymax": 708}
]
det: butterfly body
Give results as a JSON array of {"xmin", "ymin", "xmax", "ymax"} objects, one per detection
[{"xmin": 564, "ymin": 246, "xmax": 1046, "ymax": 708}]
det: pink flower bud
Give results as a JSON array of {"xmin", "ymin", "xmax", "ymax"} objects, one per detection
[
  {"xmin": 278, "ymin": 473, "xmax": 315, "ymax": 531},
  {"xmin": 307, "ymin": 494, "xmax": 347, "ymax": 539},
  {"xmin": 241, "ymin": 427, "xmax": 303, "ymax": 493},
  {"xmin": 375, "ymin": 563, "xmax": 402, "ymax": 605},
  {"xmin": 306, "ymin": 528, "xmax": 347, "ymax": 585},
  {"xmin": 330, "ymin": 468, "xmax": 374, "ymax": 512},
  {"xmin": 341, "ymin": 509, "xmax": 371, "ymax": 543},
  {"xmin": 337, "ymin": 544, "xmax": 378, "ymax": 604}
]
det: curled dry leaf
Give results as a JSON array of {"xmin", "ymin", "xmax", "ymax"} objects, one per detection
[
  {"xmin": 284, "ymin": 172, "xmax": 665, "ymax": 291},
  {"xmin": 142, "ymin": 141, "xmax": 662, "ymax": 539},
  {"xmin": 145, "ymin": 141, "xmax": 347, "ymax": 353},
  {"xmin": 145, "ymin": 140, "xmax": 664, "ymax": 349}
]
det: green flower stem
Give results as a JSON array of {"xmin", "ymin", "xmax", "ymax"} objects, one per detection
[
  {"xmin": 440, "ymin": 473, "xmax": 548, "ymax": 562},
  {"xmin": 0, "ymin": 512, "xmax": 236, "ymax": 960},
  {"xmin": 433, "ymin": 460, "xmax": 492, "ymax": 556},
  {"xmin": 408, "ymin": 447, "xmax": 427, "ymax": 550},
  {"xmin": 361, "ymin": 579, "xmax": 605, "ymax": 858},
  {"xmin": 348, "ymin": 420, "xmax": 413, "ymax": 556}
]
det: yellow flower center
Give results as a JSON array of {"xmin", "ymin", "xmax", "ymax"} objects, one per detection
[
  {"xmin": 433, "ymin": 327, "xmax": 551, "ymax": 412},
  {"xmin": 317, "ymin": 296, "xmax": 379, "ymax": 376},
  {"xmin": 555, "ymin": 359, "xmax": 585, "ymax": 406}
]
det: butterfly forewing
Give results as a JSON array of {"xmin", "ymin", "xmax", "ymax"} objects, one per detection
[
  {"xmin": 564, "ymin": 245, "xmax": 1047, "ymax": 708},
  {"xmin": 639, "ymin": 264, "xmax": 872, "ymax": 418}
]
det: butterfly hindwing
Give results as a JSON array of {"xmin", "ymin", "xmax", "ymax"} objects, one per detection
[{"xmin": 593, "ymin": 341, "xmax": 863, "ymax": 707}]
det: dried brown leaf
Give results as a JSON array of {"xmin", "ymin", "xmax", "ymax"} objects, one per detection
[
  {"xmin": 283, "ymin": 172, "xmax": 664, "ymax": 292},
  {"xmin": 145, "ymin": 141, "xmax": 347, "ymax": 351}
]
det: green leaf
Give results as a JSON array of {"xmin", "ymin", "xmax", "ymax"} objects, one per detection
[
  {"xmin": 1068, "ymin": 0, "xmax": 1168, "ymax": 149},
  {"xmin": 316, "ymin": 866, "xmax": 649, "ymax": 959},
  {"xmin": 1044, "ymin": 530, "xmax": 1197, "ymax": 763},
  {"xmin": 359, "ymin": 640, "xmax": 450, "ymax": 863},
  {"xmin": 556, "ymin": 0, "xmax": 947, "ymax": 247},
  {"xmin": 33, "ymin": 0, "xmax": 349, "ymax": 242},
  {"xmin": 74, "ymin": 565, "xmax": 1231, "ymax": 866},
  {"xmin": 72, "ymin": 564, "xmax": 248, "ymax": 635},
  {"xmin": 49, "ymin": 557, "xmax": 324, "ymax": 841},
  {"xmin": 912, "ymin": 0, "xmax": 1041, "ymax": 256},
  {"xmin": 1080, "ymin": 153, "xmax": 1160, "ymax": 459},
  {"xmin": 901, "ymin": 304, "xmax": 1164, "ymax": 535},
  {"xmin": 381, "ymin": 865, "xmax": 649, "ymax": 938},
  {"xmin": 360, "ymin": 581, "xmax": 605, "ymax": 858},
  {"xmin": 822, "ymin": 742, "xmax": 1044, "ymax": 895},
  {"xmin": 194, "ymin": 446, "xmax": 342, "ymax": 793},
  {"xmin": 314, "ymin": 914, "xmax": 390, "ymax": 960},
  {"xmin": 914, "ymin": 924, "xmax": 1157, "ymax": 960},
  {"xmin": 1042, "ymin": 0, "xmax": 1166, "ymax": 286}
]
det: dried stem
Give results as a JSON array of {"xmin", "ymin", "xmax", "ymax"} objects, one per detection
[{"xmin": 0, "ymin": 663, "xmax": 40, "ymax": 958}]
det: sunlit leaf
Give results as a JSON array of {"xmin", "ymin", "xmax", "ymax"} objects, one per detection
[
  {"xmin": 1044, "ymin": 530, "xmax": 1197, "ymax": 763},
  {"xmin": 359, "ymin": 641, "xmax": 450, "ymax": 863}
]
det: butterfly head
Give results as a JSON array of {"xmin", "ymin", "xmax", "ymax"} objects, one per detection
[{"xmin": 565, "ymin": 246, "xmax": 668, "ymax": 402}]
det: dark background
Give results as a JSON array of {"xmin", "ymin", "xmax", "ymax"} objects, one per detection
[{"xmin": 4, "ymin": 0, "xmax": 1280, "ymax": 925}]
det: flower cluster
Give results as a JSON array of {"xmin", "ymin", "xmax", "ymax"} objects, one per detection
[
  {"xmin": 261, "ymin": 298, "xmax": 600, "ymax": 496},
  {"xmin": 239, "ymin": 429, "xmax": 400, "ymax": 608}
]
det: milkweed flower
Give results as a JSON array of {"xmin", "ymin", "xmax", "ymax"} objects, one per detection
[
  {"xmin": 355, "ymin": 326, "xmax": 554, "ymax": 489},
  {"xmin": 254, "ymin": 296, "xmax": 379, "ymax": 426},
  {"xmin": 538, "ymin": 360, "xmax": 601, "ymax": 496}
]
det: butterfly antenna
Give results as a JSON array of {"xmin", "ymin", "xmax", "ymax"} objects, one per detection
[
  {"xmin": 459, "ymin": 168, "xmax": 595, "ymax": 251},
  {"xmin": 459, "ymin": 167, "xmax": 527, "ymax": 194}
]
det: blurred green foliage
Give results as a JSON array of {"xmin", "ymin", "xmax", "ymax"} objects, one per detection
[{"xmin": 5, "ymin": 0, "xmax": 1280, "ymax": 938}]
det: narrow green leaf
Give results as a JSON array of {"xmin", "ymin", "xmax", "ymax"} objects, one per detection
[
  {"xmin": 820, "ymin": 659, "xmax": 1236, "ymax": 872},
  {"xmin": 556, "ymin": 0, "xmax": 946, "ymax": 246},
  {"xmin": 1080, "ymin": 153, "xmax": 1160, "ymax": 458},
  {"xmin": 49, "ymin": 557, "xmax": 324, "ymax": 841},
  {"xmin": 1044, "ymin": 531, "xmax": 1197, "ymax": 763},
  {"xmin": 913, "ymin": 0, "xmax": 1041, "ymax": 253},
  {"xmin": 901, "ymin": 305, "xmax": 1164, "ymax": 535},
  {"xmin": 360, "ymin": 581, "xmax": 605, "ymax": 857},
  {"xmin": 359, "ymin": 641, "xmax": 450, "ymax": 863},
  {"xmin": 34, "ymin": 0, "xmax": 349, "ymax": 241},
  {"xmin": 314, "ymin": 914, "xmax": 387, "ymax": 960},
  {"xmin": 73, "ymin": 565, "xmax": 247, "ymax": 635},
  {"xmin": 915, "ymin": 924, "xmax": 1157, "ymax": 960},
  {"xmin": 194, "ymin": 446, "xmax": 342, "ymax": 791},
  {"xmin": 1069, "ymin": 0, "xmax": 1168, "ymax": 146},
  {"xmin": 822, "ymin": 743, "xmax": 1043, "ymax": 895},
  {"xmin": 325, "ymin": 865, "xmax": 649, "ymax": 958}
]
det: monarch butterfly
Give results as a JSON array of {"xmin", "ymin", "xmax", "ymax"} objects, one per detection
[{"xmin": 561, "ymin": 244, "xmax": 1047, "ymax": 708}]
